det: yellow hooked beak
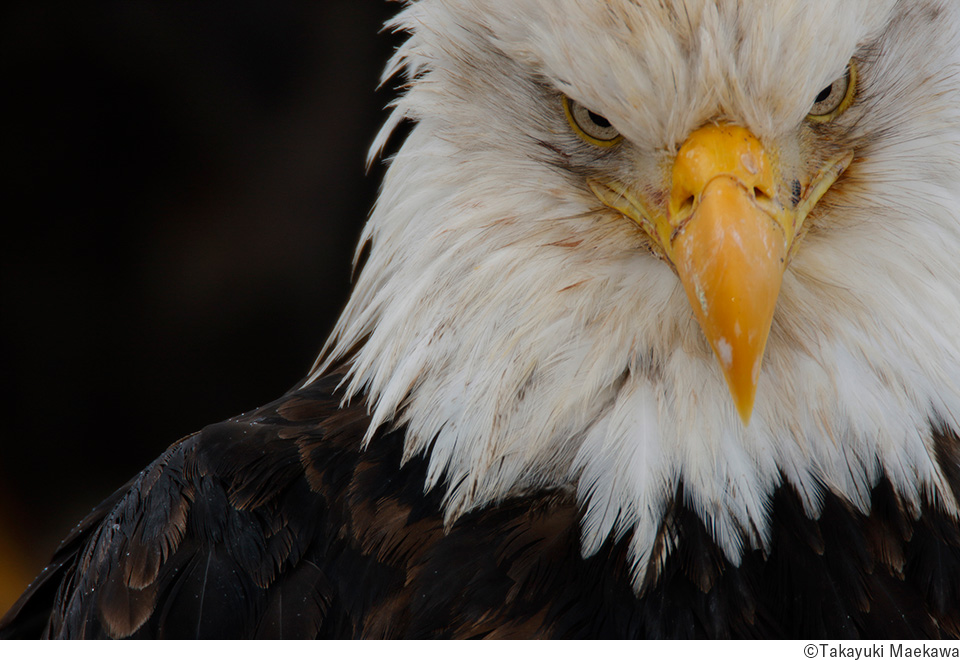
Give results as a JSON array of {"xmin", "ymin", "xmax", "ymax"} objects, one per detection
[{"xmin": 591, "ymin": 124, "xmax": 851, "ymax": 424}]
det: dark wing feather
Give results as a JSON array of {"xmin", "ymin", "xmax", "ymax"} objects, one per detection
[
  {"xmin": 906, "ymin": 509, "xmax": 960, "ymax": 637},
  {"xmin": 253, "ymin": 559, "xmax": 333, "ymax": 639},
  {"xmin": 0, "ymin": 478, "xmax": 132, "ymax": 639},
  {"xmin": 1, "ymin": 377, "xmax": 349, "ymax": 639}
]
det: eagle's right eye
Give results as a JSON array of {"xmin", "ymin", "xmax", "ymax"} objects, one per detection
[{"xmin": 563, "ymin": 96, "xmax": 622, "ymax": 147}]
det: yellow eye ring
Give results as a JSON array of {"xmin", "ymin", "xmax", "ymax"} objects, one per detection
[
  {"xmin": 563, "ymin": 96, "xmax": 623, "ymax": 147},
  {"xmin": 807, "ymin": 60, "xmax": 858, "ymax": 123}
]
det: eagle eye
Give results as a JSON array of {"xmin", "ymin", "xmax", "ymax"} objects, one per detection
[
  {"xmin": 563, "ymin": 96, "xmax": 622, "ymax": 146},
  {"xmin": 807, "ymin": 60, "xmax": 857, "ymax": 123}
]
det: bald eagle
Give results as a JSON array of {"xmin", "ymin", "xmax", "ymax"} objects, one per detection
[{"xmin": 4, "ymin": 0, "xmax": 960, "ymax": 639}]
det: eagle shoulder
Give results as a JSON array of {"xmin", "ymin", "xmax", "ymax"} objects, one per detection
[
  {"xmin": 0, "ymin": 376, "xmax": 591, "ymax": 638},
  {"xmin": 5, "ymin": 374, "xmax": 960, "ymax": 638}
]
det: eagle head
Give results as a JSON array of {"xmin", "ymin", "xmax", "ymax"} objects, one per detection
[{"xmin": 313, "ymin": 0, "xmax": 960, "ymax": 587}]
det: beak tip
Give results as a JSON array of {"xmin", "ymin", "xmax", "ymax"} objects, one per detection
[
  {"xmin": 735, "ymin": 399, "xmax": 755, "ymax": 427},
  {"xmin": 726, "ymin": 356, "xmax": 761, "ymax": 427}
]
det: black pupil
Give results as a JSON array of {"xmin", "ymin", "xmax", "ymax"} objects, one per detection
[
  {"xmin": 587, "ymin": 110, "xmax": 611, "ymax": 128},
  {"xmin": 815, "ymin": 85, "xmax": 833, "ymax": 104}
]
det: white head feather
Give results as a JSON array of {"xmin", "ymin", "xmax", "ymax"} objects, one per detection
[{"xmin": 310, "ymin": 0, "xmax": 960, "ymax": 588}]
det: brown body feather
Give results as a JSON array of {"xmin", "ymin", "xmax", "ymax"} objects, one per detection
[{"xmin": 2, "ymin": 373, "xmax": 960, "ymax": 638}]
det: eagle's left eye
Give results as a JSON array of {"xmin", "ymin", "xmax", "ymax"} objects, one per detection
[
  {"xmin": 807, "ymin": 61, "xmax": 858, "ymax": 122},
  {"xmin": 563, "ymin": 96, "xmax": 622, "ymax": 146}
]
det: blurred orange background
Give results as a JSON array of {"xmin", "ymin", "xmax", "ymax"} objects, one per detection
[{"xmin": 0, "ymin": 0, "xmax": 398, "ymax": 617}]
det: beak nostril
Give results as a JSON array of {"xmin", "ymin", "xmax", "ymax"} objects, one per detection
[
  {"xmin": 753, "ymin": 186, "xmax": 771, "ymax": 202},
  {"xmin": 677, "ymin": 193, "xmax": 695, "ymax": 217}
]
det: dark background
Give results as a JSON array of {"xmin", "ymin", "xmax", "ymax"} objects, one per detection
[{"xmin": 0, "ymin": 0, "xmax": 400, "ymax": 614}]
